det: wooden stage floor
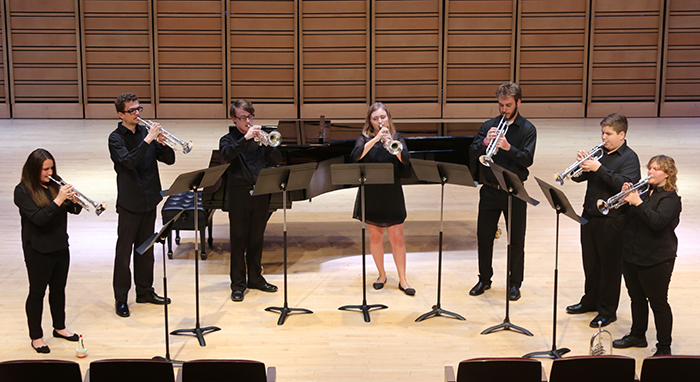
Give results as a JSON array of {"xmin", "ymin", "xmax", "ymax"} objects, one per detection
[{"xmin": 1, "ymin": 117, "xmax": 698, "ymax": 381}]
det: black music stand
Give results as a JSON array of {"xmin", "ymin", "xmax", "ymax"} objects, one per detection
[
  {"xmin": 523, "ymin": 177, "xmax": 587, "ymax": 359},
  {"xmin": 411, "ymin": 159, "xmax": 474, "ymax": 322},
  {"xmin": 167, "ymin": 163, "xmax": 229, "ymax": 346},
  {"xmin": 255, "ymin": 162, "xmax": 318, "ymax": 325},
  {"xmin": 136, "ymin": 208, "xmax": 185, "ymax": 365},
  {"xmin": 331, "ymin": 163, "xmax": 394, "ymax": 322},
  {"xmin": 481, "ymin": 163, "xmax": 538, "ymax": 336}
]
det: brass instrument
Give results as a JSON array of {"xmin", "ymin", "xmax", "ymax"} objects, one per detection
[
  {"xmin": 137, "ymin": 117, "xmax": 193, "ymax": 154},
  {"xmin": 479, "ymin": 114, "xmax": 509, "ymax": 167},
  {"xmin": 554, "ymin": 143, "xmax": 605, "ymax": 185},
  {"xmin": 251, "ymin": 126, "xmax": 282, "ymax": 147},
  {"xmin": 596, "ymin": 176, "xmax": 651, "ymax": 215},
  {"xmin": 379, "ymin": 123, "xmax": 402, "ymax": 155},
  {"xmin": 49, "ymin": 176, "xmax": 107, "ymax": 216},
  {"xmin": 590, "ymin": 321, "xmax": 613, "ymax": 355}
]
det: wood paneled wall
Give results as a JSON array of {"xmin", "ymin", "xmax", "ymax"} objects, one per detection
[{"xmin": 1, "ymin": 0, "xmax": 699, "ymax": 119}]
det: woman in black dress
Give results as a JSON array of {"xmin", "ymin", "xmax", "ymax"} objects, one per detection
[
  {"xmin": 612, "ymin": 155, "xmax": 681, "ymax": 356},
  {"xmin": 351, "ymin": 102, "xmax": 414, "ymax": 295},
  {"xmin": 14, "ymin": 149, "xmax": 82, "ymax": 353}
]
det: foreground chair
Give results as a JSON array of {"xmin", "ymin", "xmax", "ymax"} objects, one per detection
[
  {"xmin": 0, "ymin": 359, "xmax": 82, "ymax": 382},
  {"xmin": 549, "ymin": 355, "xmax": 637, "ymax": 382},
  {"xmin": 640, "ymin": 355, "xmax": 700, "ymax": 382},
  {"xmin": 84, "ymin": 358, "xmax": 175, "ymax": 382},
  {"xmin": 177, "ymin": 359, "xmax": 276, "ymax": 382},
  {"xmin": 445, "ymin": 357, "xmax": 546, "ymax": 382}
]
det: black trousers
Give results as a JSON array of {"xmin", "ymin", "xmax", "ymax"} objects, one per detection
[
  {"xmin": 579, "ymin": 215, "xmax": 624, "ymax": 317},
  {"xmin": 113, "ymin": 206, "xmax": 156, "ymax": 302},
  {"xmin": 228, "ymin": 186, "xmax": 270, "ymax": 291},
  {"xmin": 24, "ymin": 248, "xmax": 69, "ymax": 340},
  {"xmin": 623, "ymin": 258, "xmax": 675, "ymax": 350},
  {"xmin": 476, "ymin": 185, "xmax": 527, "ymax": 287}
]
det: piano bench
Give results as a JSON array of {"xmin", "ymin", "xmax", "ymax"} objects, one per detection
[{"xmin": 161, "ymin": 191, "xmax": 215, "ymax": 260}]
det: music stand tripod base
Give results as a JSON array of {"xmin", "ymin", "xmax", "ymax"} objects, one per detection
[
  {"xmin": 481, "ymin": 319, "xmax": 534, "ymax": 336},
  {"xmin": 338, "ymin": 303, "xmax": 389, "ymax": 323}
]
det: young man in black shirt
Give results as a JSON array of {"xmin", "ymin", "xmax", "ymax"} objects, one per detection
[{"xmin": 108, "ymin": 93, "xmax": 175, "ymax": 317}]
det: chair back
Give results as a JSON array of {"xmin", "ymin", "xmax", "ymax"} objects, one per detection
[
  {"xmin": 456, "ymin": 357, "xmax": 543, "ymax": 382},
  {"xmin": 180, "ymin": 359, "xmax": 268, "ymax": 382},
  {"xmin": 640, "ymin": 355, "xmax": 700, "ymax": 382},
  {"xmin": 549, "ymin": 355, "xmax": 636, "ymax": 382},
  {"xmin": 0, "ymin": 359, "xmax": 82, "ymax": 382},
  {"xmin": 87, "ymin": 358, "xmax": 175, "ymax": 382}
]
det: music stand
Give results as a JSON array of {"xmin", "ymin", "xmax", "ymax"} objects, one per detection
[
  {"xmin": 481, "ymin": 163, "xmax": 538, "ymax": 336},
  {"xmin": 167, "ymin": 163, "xmax": 229, "ymax": 346},
  {"xmin": 136, "ymin": 208, "xmax": 185, "ymax": 364},
  {"xmin": 255, "ymin": 162, "xmax": 318, "ymax": 325},
  {"xmin": 523, "ymin": 177, "xmax": 587, "ymax": 359},
  {"xmin": 411, "ymin": 158, "xmax": 474, "ymax": 322},
  {"xmin": 331, "ymin": 163, "xmax": 394, "ymax": 322}
]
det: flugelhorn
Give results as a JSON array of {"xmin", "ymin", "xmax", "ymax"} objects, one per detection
[
  {"xmin": 49, "ymin": 176, "xmax": 107, "ymax": 216},
  {"xmin": 251, "ymin": 125, "xmax": 282, "ymax": 147},
  {"xmin": 137, "ymin": 117, "xmax": 193, "ymax": 154},
  {"xmin": 554, "ymin": 143, "xmax": 605, "ymax": 185},
  {"xmin": 596, "ymin": 175, "xmax": 651, "ymax": 215},
  {"xmin": 379, "ymin": 123, "xmax": 403, "ymax": 155},
  {"xmin": 479, "ymin": 114, "xmax": 509, "ymax": 167},
  {"xmin": 590, "ymin": 320, "xmax": 613, "ymax": 355}
]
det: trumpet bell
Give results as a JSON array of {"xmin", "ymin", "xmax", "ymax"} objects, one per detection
[
  {"xmin": 95, "ymin": 203, "xmax": 107, "ymax": 216},
  {"xmin": 554, "ymin": 173, "xmax": 565, "ymax": 186},
  {"xmin": 268, "ymin": 131, "xmax": 282, "ymax": 147},
  {"xmin": 479, "ymin": 155, "xmax": 494, "ymax": 167},
  {"xmin": 182, "ymin": 141, "xmax": 194, "ymax": 154},
  {"xmin": 596, "ymin": 199, "xmax": 611, "ymax": 215}
]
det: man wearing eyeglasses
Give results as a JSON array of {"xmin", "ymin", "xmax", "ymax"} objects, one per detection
[
  {"xmin": 108, "ymin": 93, "xmax": 175, "ymax": 317},
  {"xmin": 219, "ymin": 99, "xmax": 281, "ymax": 302}
]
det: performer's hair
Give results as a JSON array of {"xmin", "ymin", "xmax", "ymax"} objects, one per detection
[
  {"xmin": 21, "ymin": 148, "xmax": 59, "ymax": 207},
  {"xmin": 362, "ymin": 102, "xmax": 396, "ymax": 138},
  {"xmin": 114, "ymin": 93, "xmax": 139, "ymax": 113},
  {"xmin": 649, "ymin": 155, "xmax": 678, "ymax": 192},
  {"xmin": 600, "ymin": 113, "xmax": 628, "ymax": 134},
  {"xmin": 230, "ymin": 99, "xmax": 255, "ymax": 118},
  {"xmin": 496, "ymin": 82, "xmax": 522, "ymax": 101}
]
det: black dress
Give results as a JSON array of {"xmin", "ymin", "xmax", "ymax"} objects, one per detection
[{"xmin": 351, "ymin": 132, "xmax": 411, "ymax": 227}]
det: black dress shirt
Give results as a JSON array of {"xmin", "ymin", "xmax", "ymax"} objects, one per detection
[
  {"xmin": 14, "ymin": 183, "xmax": 82, "ymax": 253},
  {"xmin": 219, "ymin": 126, "xmax": 281, "ymax": 187},
  {"xmin": 108, "ymin": 122, "xmax": 175, "ymax": 213},
  {"xmin": 623, "ymin": 187, "xmax": 681, "ymax": 266},
  {"xmin": 572, "ymin": 141, "xmax": 640, "ymax": 218},
  {"xmin": 469, "ymin": 113, "xmax": 537, "ymax": 186}
]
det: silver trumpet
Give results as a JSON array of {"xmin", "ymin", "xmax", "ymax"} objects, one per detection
[
  {"xmin": 590, "ymin": 321, "xmax": 613, "ymax": 356},
  {"xmin": 554, "ymin": 143, "xmax": 606, "ymax": 185},
  {"xmin": 252, "ymin": 126, "xmax": 282, "ymax": 147},
  {"xmin": 596, "ymin": 175, "xmax": 651, "ymax": 215},
  {"xmin": 49, "ymin": 176, "xmax": 107, "ymax": 216},
  {"xmin": 378, "ymin": 123, "xmax": 403, "ymax": 155},
  {"xmin": 137, "ymin": 117, "xmax": 193, "ymax": 154},
  {"xmin": 479, "ymin": 114, "xmax": 509, "ymax": 167}
]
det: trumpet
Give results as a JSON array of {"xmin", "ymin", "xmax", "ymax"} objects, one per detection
[
  {"xmin": 251, "ymin": 126, "xmax": 282, "ymax": 147},
  {"xmin": 479, "ymin": 114, "xmax": 509, "ymax": 167},
  {"xmin": 378, "ymin": 123, "xmax": 403, "ymax": 155},
  {"xmin": 596, "ymin": 175, "xmax": 651, "ymax": 215},
  {"xmin": 137, "ymin": 117, "xmax": 193, "ymax": 154},
  {"xmin": 49, "ymin": 176, "xmax": 107, "ymax": 216},
  {"xmin": 590, "ymin": 320, "xmax": 613, "ymax": 355},
  {"xmin": 554, "ymin": 143, "xmax": 605, "ymax": 185}
]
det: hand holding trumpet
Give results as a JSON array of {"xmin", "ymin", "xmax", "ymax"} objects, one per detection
[
  {"xmin": 576, "ymin": 149, "xmax": 601, "ymax": 173},
  {"xmin": 621, "ymin": 182, "xmax": 643, "ymax": 206},
  {"xmin": 485, "ymin": 126, "xmax": 511, "ymax": 152},
  {"xmin": 143, "ymin": 121, "xmax": 164, "ymax": 145},
  {"xmin": 54, "ymin": 183, "xmax": 75, "ymax": 206}
]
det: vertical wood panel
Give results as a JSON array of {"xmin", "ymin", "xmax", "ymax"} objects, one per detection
[
  {"xmin": 443, "ymin": 0, "xmax": 517, "ymax": 119},
  {"xmin": 6, "ymin": 0, "xmax": 83, "ymax": 118},
  {"xmin": 81, "ymin": 0, "xmax": 154, "ymax": 118},
  {"xmin": 229, "ymin": 0, "xmax": 297, "ymax": 118},
  {"xmin": 0, "ymin": 0, "xmax": 10, "ymax": 117}
]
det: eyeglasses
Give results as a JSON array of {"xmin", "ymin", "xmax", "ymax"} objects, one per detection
[
  {"xmin": 234, "ymin": 114, "xmax": 254, "ymax": 122},
  {"xmin": 123, "ymin": 106, "xmax": 143, "ymax": 115}
]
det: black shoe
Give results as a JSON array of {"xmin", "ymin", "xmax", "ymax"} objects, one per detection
[
  {"xmin": 231, "ymin": 290, "xmax": 244, "ymax": 302},
  {"xmin": 136, "ymin": 292, "xmax": 171, "ymax": 305},
  {"xmin": 613, "ymin": 334, "xmax": 648, "ymax": 349},
  {"xmin": 590, "ymin": 315, "xmax": 617, "ymax": 327},
  {"xmin": 115, "ymin": 302, "xmax": 130, "ymax": 317},
  {"xmin": 373, "ymin": 277, "xmax": 387, "ymax": 290},
  {"xmin": 653, "ymin": 347, "xmax": 672, "ymax": 356},
  {"xmin": 52, "ymin": 329, "xmax": 79, "ymax": 342},
  {"xmin": 249, "ymin": 282, "xmax": 278, "ymax": 293},
  {"xmin": 469, "ymin": 281, "xmax": 491, "ymax": 296},
  {"xmin": 398, "ymin": 283, "xmax": 416, "ymax": 296},
  {"xmin": 31, "ymin": 342, "xmax": 50, "ymax": 354},
  {"xmin": 566, "ymin": 303, "xmax": 596, "ymax": 314},
  {"xmin": 508, "ymin": 285, "xmax": 521, "ymax": 301}
]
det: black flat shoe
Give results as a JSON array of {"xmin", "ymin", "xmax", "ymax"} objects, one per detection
[
  {"xmin": 250, "ymin": 282, "xmax": 278, "ymax": 293},
  {"xmin": 566, "ymin": 303, "xmax": 596, "ymax": 314},
  {"xmin": 398, "ymin": 283, "xmax": 416, "ymax": 296},
  {"xmin": 469, "ymin": 281, "xmax": 491, "ymax": 296},
  {"xmin": 115, "ymin": 302, "xmax": 130, "ymax": 318},
  {"xmin": 590, "ymin": 315, "xmax": 617, "ymax": 328},
  {"xmin": 136, "ymin": 292, "xmax": 171, "ymax": 305},
  {"xmin": 31, "ymin": 342, "xmax": 50, "ymax": 354},
  {"xmin": 613, "ymin": 334, "xmax": 648, "ymax": 349},
  {"xmin": 508, "ymin": 285, "xmax": 521, "ymax": 301},
  {"xmin": 373, "ymin": 277, "xmax": 387, "ymax": 290},
  {"xmin": 53, "ymin": 329, "xmax": 79, "ymax": 342},
  {"xmin": 231, "ymin": 290, "xmax": 244, "ymax": 302}
]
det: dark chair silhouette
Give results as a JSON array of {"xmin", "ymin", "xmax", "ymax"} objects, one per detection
[
  {"xmin": 0, "ymin": 359, "xmax": 82, "ymax": 382},
  {"xmin": 640, "ymin": 355, "xmax": 700, "ymax": 382},
  {"xmin": 177, "ymin": 359, "xmax": 276, "ymax": 382},
  {"xmin": 85, "ymin": 358, "xmax": 175, "ymax": 382},
  {"xmin": 549, "ymin": 355, "xmax": 637, "ymax": 382},
  {"xmin": 444, "ymin": 357, "xmax": 546, "ymax": 382}
]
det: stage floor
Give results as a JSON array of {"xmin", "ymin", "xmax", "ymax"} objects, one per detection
[{"xmin": 1, "ymin": 117, "xmax": 698, "ymax": 381}]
